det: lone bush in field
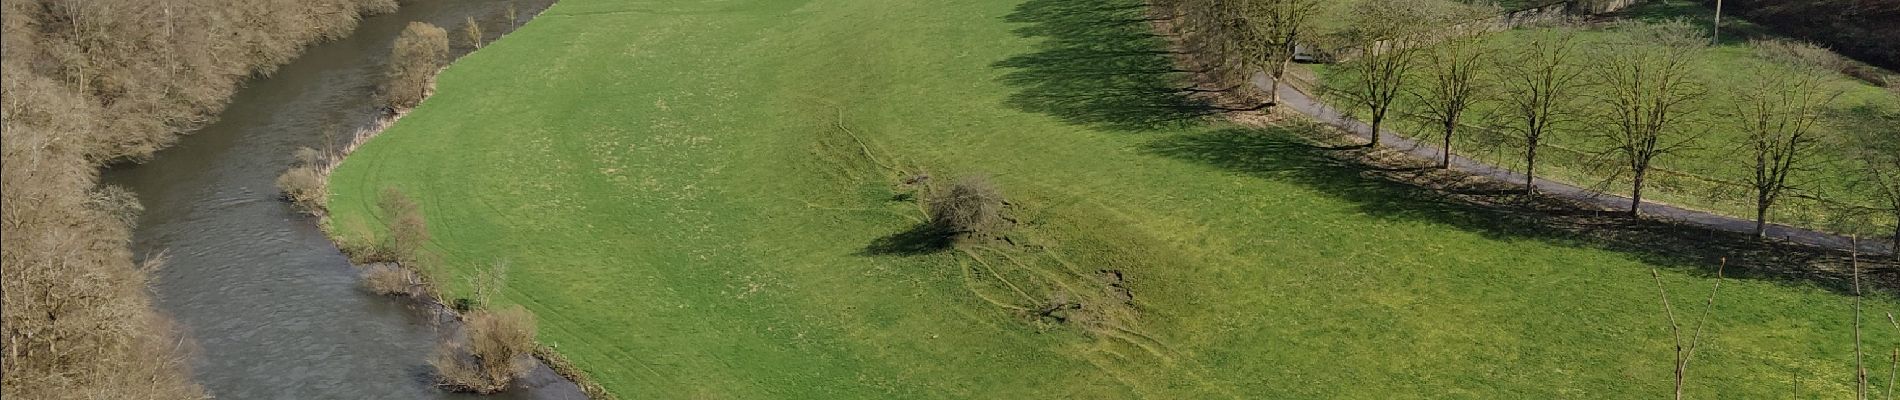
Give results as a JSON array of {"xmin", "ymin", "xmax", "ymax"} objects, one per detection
[
  {"xmin": 432, "ymin": 306, "xmax": 538, "ymax": 393},
  {"xmin": 384, "ymin": 22, "xmax": 450, "ymax": 110},
  {"xmin": 929, "ymin": 175, "xmax": 1007, "ymax": 238}
]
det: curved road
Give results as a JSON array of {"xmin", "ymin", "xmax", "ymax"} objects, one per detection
[{"xmin": 1252, "ymin": 72, "xmax": 1896, "ymax": 257}]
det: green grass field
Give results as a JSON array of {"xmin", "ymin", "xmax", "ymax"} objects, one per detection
[
  {"xmin": 1313, "ymin": 1, "xmax": 1900, "ymax": 234},
  {"xmin": 330, "ymin": 0, "xmax": 1900, "ymax": 397}
]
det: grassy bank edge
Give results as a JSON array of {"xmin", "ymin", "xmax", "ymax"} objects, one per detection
[{"xmin": 307, "ymin": 2, "xmax": 616, "ymax": 398}]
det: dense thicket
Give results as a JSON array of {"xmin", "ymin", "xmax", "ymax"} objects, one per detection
[
  {"xmin": 1, "ymin": 0, "xmax": 396, "ymax": 398},
  {"xmin": 1712, "ymin": 0, "xmax": 1900, "ymax": 71}
]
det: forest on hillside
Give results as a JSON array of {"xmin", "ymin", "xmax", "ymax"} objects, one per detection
[{"xmin": 1713, "ymin": 0, "xmax": 1900, "ymax": 71}]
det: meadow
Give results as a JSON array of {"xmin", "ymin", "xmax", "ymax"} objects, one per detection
[{"xmin": 330, "ymin": 0, "xmax": 1900, "ymax": 397}]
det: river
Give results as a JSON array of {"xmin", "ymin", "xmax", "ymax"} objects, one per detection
[{"xmin": 102, "ymin": 0, "xmax": 584, "ymax": 398}]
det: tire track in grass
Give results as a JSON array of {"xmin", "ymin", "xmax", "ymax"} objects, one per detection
[
  {"xmin": 959, "ymin": 257, "xmax": 1033, "ymax": 312},
  {"xmin": 959, "ymin": 248, "xmax": 1040, "ymax": 304},
  {"xmin": 970, "ymin": 242, "xmax": 1239, "ymax": 396},
  {"xmin": 503, "ymin": 284, "xmax": 671, "ymax": 383}
]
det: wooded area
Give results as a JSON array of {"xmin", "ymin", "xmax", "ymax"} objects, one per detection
[
  {"xmin": 1, "ymin": 0, "xmax": 396, "ymax": 397},
  {"xmin": 1711, "ymin": 0, "xmax": 1900, "ymax": 71}
]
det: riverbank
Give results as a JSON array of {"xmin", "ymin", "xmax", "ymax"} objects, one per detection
[
  {"xmin": 300, "ymin": 2, "xmax": 613, "ymax": 398},
  {"xmin": 3, "ymin": 1, "xmax": 403, "ymax": 397},
  {"xmin": 82, "ymin": 0, "xmax": 590, "ymax": 398}
]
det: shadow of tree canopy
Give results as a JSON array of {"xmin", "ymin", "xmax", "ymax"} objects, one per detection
[
  {"xmin": 993, "ymin": 0, "xmax": 1221, "ymax": 132},
  {"xmin": 981, "ymin": 0, "xmax": 1890, "ymax": 295},
  {"xmin": 1145, "ymin": 123, "xmax": 1895, "ymax": 297}
]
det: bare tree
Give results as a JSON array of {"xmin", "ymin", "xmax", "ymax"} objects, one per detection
[
  {"xmin": 1651, "ymin": 259, "xmax": 1725, "ymax": 400},
  {"xmin": 1334, "ymin": 1, "xmax": 1437, "ymax": 148},
  {"xmin": 1593, "ymin": 21, "xmax": 1708, "ymax": 217},
  {"xmin": 1855, "ymin": 241, "xmax": 1869, "ymax": 400},
  {"xmin": 463, "ymin": 16, "xmax": 484, "ymax": 50},
  {"xmin": 506, "ymin": 2, "xmax": 520, "ymax": 28},
  {"xmin": 1164, "ymin": 0, "xmax": 1257, "ymax": 89},
  {"xmin": 1734, "ymin": 65, "xmax": 1841, "ymax": 238},
  {"xmin": 1496, "ymin": 29, "xmax": 1587, "ymax": 195},
  {"xmin": 1413, "ymin": 33, "xmax": 1491, "ymax": 168},
  {"xmin": 1838, "ymin": 105, "xmax": 1900, "ymax": 260},
  {"xmin": 383, "ymin": 22, "xmax": 449, "ymax": 110},
  {"xmin": 1239, "ymin": 0, "xmax": 1324, "ymax": 109}
]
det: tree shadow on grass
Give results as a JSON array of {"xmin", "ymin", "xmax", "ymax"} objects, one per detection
[
  {"xmin": 863, "ymin": 223, "xmax": 954, "ymax": 256},
  {"xmin": 983, "ymin": 0, "xmax": 1890, "ymax": 295},
  {"xmin": 1145, "ymin": 123, "xmax": 1894, "ymax": 297},
  {"xmin": 993, "ymin": 0, "xmax": 1226, "ymax": 132}
]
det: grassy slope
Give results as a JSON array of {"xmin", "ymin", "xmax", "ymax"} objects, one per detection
[
  {"xmin": 1314, "ymin": 1, "xmax": 1900, "ymax": 233},
  {"xmin": 331, "ymin": 0, "xmax": 1898, "ymax": 397}
]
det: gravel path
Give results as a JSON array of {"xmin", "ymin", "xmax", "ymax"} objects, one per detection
[{"xmin": 1253, "ymin": 72, "xmax": 1896, "ymax": 257}]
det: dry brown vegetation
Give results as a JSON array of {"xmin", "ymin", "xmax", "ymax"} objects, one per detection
[
  {"xmin": 362, "ymin": 263, "xmax": 422, "ymax": 296},
  {"xmin": 431, "ymin": 306, "xmax": 538, "ymax": 393},
  {"xmin": 2, "ymin": 0, "xmax": 398, "ymax": 397},
  {"xmin": 378, "ymin": 187, "xmax": 431, "ymax": 263},
  {"xmin": 277, "ymin": 147, "xmax": 329, "ymax": 215},
  {"xmin": 349, "ymin": 188, "xmax": 449, "ymax": 302},
  {"xmin": 463, "ymin": 16, "xmax": 485, "ymax": 50},
  {"xmin": 384, "ymin": 22, "xmax": 450, "ymax": 110},
  {"xmin": 928, "ymin": 175, "xmax": 1008, "ymax": 238}
]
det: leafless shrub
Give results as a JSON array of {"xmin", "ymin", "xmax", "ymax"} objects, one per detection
[
  {"xmin": 432, "ymin": 306, "xmax": 538, "ymax": 393},
  {"xmin": 293, "ymin": 146, "xmax": 327, "ymax": 167},
  {"xmin": 928, "ymin": 175, "xmax": 1007, "ymax": 238},
  {"xmin": 277, "ymin": 147, "xmax": 330, "ymax": 215},
  {"xmin": 463, "ymin": 16, "xmax": 484, "ymax": 50},
  {"xmin": 1751, "ymin": 39, "xmax": 1851, "ymax": 74},
  {"xmin": 85, "ymin": 184, "xmax": 143, "ymax": 227},
  {"xmin": 362, "ymin": 263, "xmax": 420, "ymax": 296},
  {"xmin": 506, "ymin": 2, "xmax": 520, "ymax": 28},
  {"xmin": 383, "ymin": 22, "xmax": 449, "ymax": 110},
  {"xmin": 467, "ymin": 260, "xmax": 510, "ymax": 310},
  {"xmin": 1750, "ymin": 38, "xmax": 1894, "ymax": 87},
  {"xmin": 277, "ymin": 166, "xmax": 327, "ymax": 215},
  {"xmin": 333, "ymin": 219, "xmax": 399, "ymax": 264},
  {"xmin": 378, "ymin": 187, "xmax": 430, "ymax": 263}
]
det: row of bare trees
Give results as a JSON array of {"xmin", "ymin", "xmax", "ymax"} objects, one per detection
[
  {"xmin": 1323, "ymin": 6, "xmax": 1894, "ymax": 250},
  {"xmin": 1161, "ymin": 0, "xmax": 1897, "ymax": 252}
]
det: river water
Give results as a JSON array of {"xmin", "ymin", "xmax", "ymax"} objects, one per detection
[{"xmin": 102, "ymin": 1, "xmax": 584, "ymax": 398}]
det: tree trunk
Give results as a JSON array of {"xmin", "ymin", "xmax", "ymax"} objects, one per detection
[
  {"xmin": 1891, "ymin": 220, "xmax": 1899, "ymax": 262},
  {"xmin": 1368, "ymin": 112, "xmax": 1384, "ymax": 148},
  {"xmin": 1674, "ymin": 357, "xmax": 1686, "ymax": 400},
  {"xmin": 1267, "ymin": 73, "xmax": 1282, "ymax": 109},
  {"xmin": 1441, "ymin": 119, "xmax": 1456, "ymax": 169},
  {"xmin": 1754, "ymin": 200, "xmax": 1771, "ymax": 239},
  {"xmin": 1524, "ymin": 143, "xmax": 1538, "ymax": 195},
  {"xmin": 1269, "ymin": 59, "xmax": 1288, "ymax": 108},
  {"xmin": 1630, "ymin": 168, "xmax": 1648, "ymax": 218}
]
